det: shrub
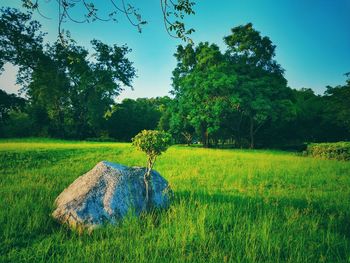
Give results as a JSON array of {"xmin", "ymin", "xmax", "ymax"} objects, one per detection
[{"xmin": 305, "ymin": 142, "xmax": 350, "ymax": 161}]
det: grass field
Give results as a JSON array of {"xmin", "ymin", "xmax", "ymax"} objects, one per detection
[{"xmin": 1, "ymin": 139, "xmax": 350, "ymax": 262}]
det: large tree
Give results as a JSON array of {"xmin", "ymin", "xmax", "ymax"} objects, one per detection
[
  {"xmin": 0, "ymin": 8, "xmax": 136, "ymax": 138},
  {"xmin": 25, "ymin": 38, "xmax": 136, "ymax": 138},
  {"xmin": 170, "ymin": 24, "xmax": 295, "ymax": 148},
  {"xmin": 171, "ymin": 42, "xmax": 238, "ymax": 147},
  {"xmin": 224, "ymin": 23, "xmax": 294, "ymax": 148}
]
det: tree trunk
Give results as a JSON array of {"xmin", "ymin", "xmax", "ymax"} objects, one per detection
[
  {"xmin": 250, "ymin": 116, "xmax": 254, "ymax": 149},
  {"xmin": 57, "ymin": 107, "xmax": 65, "ymax": 138},
  {"xmin": 144, "ymin": 172, "xmax": 149, "ymax": 208},
  {"xmin": 214, "ymin": 138, "xmax": 218, "ymax": 147},
  {"xmin": 181, "ymin": 131, "xmax": 192, "ymax": 146},
  {"xmin": 201, "ymin": 124, "xmax": 209, "ymax": 148},
  {"xmin": 144, "ymin": 158, "xmax": 155, "ymax": 210}
]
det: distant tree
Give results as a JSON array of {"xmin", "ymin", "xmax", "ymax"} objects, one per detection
[
  {"xmin": 324, "ymin": 74, "xmax": 350, "ymax": 135},
  {"xmin": 169, "ymin": 23, "xmax": 296, "ymax": 148},
  {"xmin": 132, "ymin": 130, "xmax": 172, "ymax": 207},
  {"xmin": 0, "ymin": 8, "xmax": 136, "ymax": 138},
  {"xmin": 178, "ymin": 114, "xmax": 196, "ymax": 145},
  {"xmin": 258, "ymin": 79, "xmax": 350, "ymax": 147},
  {"xmin": 291, "ymin": 88, "xmax": 325, "ymax": 142},
  {"xmin": 224, "ymin": 23, "xmax": 295, "ymax": 148},
  {"xmin": 23, "ymin": 38, "xmax": 136, "ymax": 138},
  {"xmin": 156, "ymin": 96, "xmax": 172, "ymax": 131},
  {"xmin": 0, "ymin": 89, "xmax": 27, "ymax": 137},
  {"xmin": 0, "ymin": 89, "xmax": 26, "ymax": 122},
  {"xmin": 1, "ymin": 110, "xmax": 33, "ymax": 137},
  {"xmin": 170, "ymin": 109, "xmax": 196, "ymax": 145},
  {"xmin": 107, "ymin": 98, "xmax": 164, "ymax": 141},
  {"xmin": 171, "ymin": 42, "xmax": 238, "ymax": 147},
  {"xmin": 67, "ymin": 39, "xmax": 135, "ymax": 137},
  {"xmin": 26, "ymin": 45, "xmax": 71, "ymax": 137},
  {"xmin": 158, "ymin": 96, "xmax": 196, "ymax": 145}
]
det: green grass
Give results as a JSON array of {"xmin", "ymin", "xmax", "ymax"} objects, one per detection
[{"xmin": 1, "ymin": 139, "xmax": 350, "ymax": 262}]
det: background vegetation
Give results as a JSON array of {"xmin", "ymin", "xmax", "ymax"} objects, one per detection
[
  {"xmin": 1, "ymin": 139, "xmax": 350, "ymax": 262},
  {"xmin": 305, "ymin": 142, "xmax": 350, "ymax": 161},
  {"xmin": 1, "ymin": 8, "xmax": 349, "ymax": 149}
]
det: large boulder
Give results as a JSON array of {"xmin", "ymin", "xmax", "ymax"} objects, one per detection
[{"xmin": 52, "ymin": 161, "xmax": 172, "ymax": 230}]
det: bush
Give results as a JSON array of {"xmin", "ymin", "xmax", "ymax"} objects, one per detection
[{"xmin": 305, "ymin": 142, "xmax": 350, "ymax": 161}]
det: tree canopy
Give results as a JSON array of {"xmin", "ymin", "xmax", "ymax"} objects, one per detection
[
  {"xmin": 0, "ymin": 8, "xmax": 136, "ymax": 138},
  {"xmin": 169, "ymin": 23, "xmax": 295, "ymax": 148}
]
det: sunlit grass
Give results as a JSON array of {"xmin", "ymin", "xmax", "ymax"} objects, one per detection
[{"xmin": 1, "ymin": 139, "xmax": 350, "ymax": 262}]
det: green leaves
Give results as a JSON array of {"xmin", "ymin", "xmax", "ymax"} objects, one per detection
[
  {"xmin": 107, "ymin": 98, "xmax": 164, "ymax": 141},
  {"xmin": 324, "ymin": 79, "xmax": 350, "ymax": 133},
  {"xmin": 306, "ymin": 142, "xmax": 350, "ymax": 161},
  {"xmin": 0, "ymin": 8, "xmax": 136, "ymax": 139},
  {"xmin": 170, "ymin": 23, "xmax": 294, "ymax": 148},
  {"xmin": 0, "ymin": 7, "xmax": 44, "ymax": 76},
  {"xmin": 162, "ymin": 0, "xmax": 196, "ymax": 43},
  {"xmin": 132, "ymin": 130, "xmax": 172, "ymax": 160},
  {"xmin": 21, "ymin": 0, "xmax": 195, "ymax": 43}
]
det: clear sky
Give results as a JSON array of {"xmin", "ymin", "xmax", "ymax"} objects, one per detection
[{"xmin": 1, "ymin": 0, "xmax": 350, "ymax": 99}]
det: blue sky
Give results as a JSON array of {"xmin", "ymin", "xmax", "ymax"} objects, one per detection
[{"xmin": 1, "ymin": 0, "xmax": 350, "ymax": 99}]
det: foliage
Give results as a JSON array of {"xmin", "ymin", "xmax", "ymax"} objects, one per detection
[
  {"xmin": 261, "ymin": 86, "xmax": 350, "ymax": 148},
  {"xmin": 170, "ymin": 23, "xmax": 295, "ymax": 148},
  {"xmin": 132, "ymin": 130, "xmax": 172, "ymax": 164},
  {"xmin": 306, "ymin": 142, "xmax": 350, "ymax": 161},
  {"xmin": 1, "ymin": 7, "xmax": 349, "ymax": 148},
  {"xmin": 171, "ymin": 42, "xmax": 238, "ymax": 147},
  {"xmin": 21, "ymin": 0, "xmax": 196, "ymax": 43},
  {"xmin": 0, "ymin": 89, "xmax": 26, "ymax": 122},
  {"xmin": 0, "ymin": 90, "xmax": 29, "ymax": 137},
  {"xmin": 107, "ymin": 97, "xmax": 168, "ymax": 141},
  {"xmin": 0, "ymin": 8, "xmax": 136, "ymax": 139},
  {"xmin": 288, "ymin": 88, "xmax": 325, "ymax": 142},
  {"xmin": 0, "ymin": 110, "xmax": 33, "ymax": 138},
  {"xmin": 223, "ymin": 23, "xmax": 295, "ymax": 148},
  {"xmin": 0, "ymin": 6, "xmax": 46, "ymax": 106},
  {"xmin": 324, "ymin": 75, "xmax": 350, "ymax": 133},
  {"xmin": 0, "ymin": 7, "xmax": 44, "ymax": 74},
  {"xmin": 1, "ymin": 139, "xmax": 350, "ymax": 262}
]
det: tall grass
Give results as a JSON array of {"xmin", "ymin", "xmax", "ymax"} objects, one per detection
[{"xmin": 1, "ymin": 139, "xmax": 350, "ymax": 262}]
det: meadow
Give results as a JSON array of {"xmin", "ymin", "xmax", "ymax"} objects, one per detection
[{"xmin": 1, "ymin": 139, "xmax": 350, "ymax": 262}]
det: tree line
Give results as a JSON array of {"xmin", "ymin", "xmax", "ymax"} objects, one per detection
[
  {"xmin": 162, "ymin": 23, "xmax": 350, "ymax": 148},
  {"xmin": 1, "ymin": 8, "xmax": 349, "ymax": 148}
]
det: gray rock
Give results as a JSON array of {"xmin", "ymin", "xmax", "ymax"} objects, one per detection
[{"xmin": 52, "ymin": 161, "xmax": 172, "ymax": 230}]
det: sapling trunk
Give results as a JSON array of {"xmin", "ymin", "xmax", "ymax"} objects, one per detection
[
  {"xmin": 144, "ymin": 157, "xmax": 155, "ymax": 209},
  {"xmin": 249, "ymin": 115, "xmax": 254, "ymax": 149}
]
